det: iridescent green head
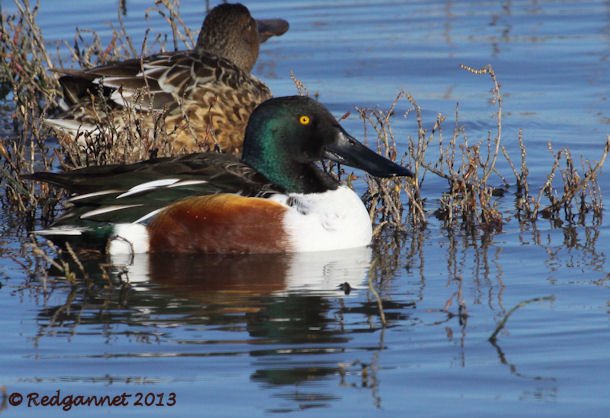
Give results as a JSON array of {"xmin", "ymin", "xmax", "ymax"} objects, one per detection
[{"xmin": 242, "ymin": 96, "xmax": 413, "ymax": 194}]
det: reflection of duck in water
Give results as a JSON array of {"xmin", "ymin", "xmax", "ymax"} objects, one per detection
[
  {"xmin": 38, "ymin": 246, "xmax": 385, "ymax": 408},
  {"xmin": 46, "ymin": 3, "xmax": 289, "ymax": 154},
  {"xmin": 40, "ymin": 247, "xmax": 373, "ymax": 330},
  {"xmin": 28, "ymin": 96, "xmax": 413, "ymax": 254},
  {"xmin": 112, "ymin": 246, "xmax": 372, "ymax": 297}
]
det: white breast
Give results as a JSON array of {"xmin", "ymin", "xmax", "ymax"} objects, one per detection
[{"xmin": 270, "ymin": 186, "xmax": 373, "ymax": 252}]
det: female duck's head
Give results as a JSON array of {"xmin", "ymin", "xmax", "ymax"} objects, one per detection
[
  {"xmin": 242, "ymin": 96, "xmax": 413, "ymax": 193},
  {"xmin": 196, "ymin": 3, "xmax": 289, "ymax": 73}
]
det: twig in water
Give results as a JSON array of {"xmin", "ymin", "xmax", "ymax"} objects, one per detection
[
  {"xmin": 489, "ymin": 295, "xmax": 555, "ymax": 342},
  {"xmin": 367, "ymin": 259, "xmax": 387, "ymax": 326}
]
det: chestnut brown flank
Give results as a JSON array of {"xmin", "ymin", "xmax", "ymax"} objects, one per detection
[{"xmin": 147, "ymin": 194, "xmax": 290, "ymax": 253}]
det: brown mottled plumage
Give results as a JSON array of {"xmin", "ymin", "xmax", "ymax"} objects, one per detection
[{"xmin": 46, "ymin": 3, "xmax": 289, "ymax": 154}]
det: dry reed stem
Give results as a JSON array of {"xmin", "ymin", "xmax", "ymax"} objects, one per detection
[
  {"xmin": 145, "ymin": 0, "xmax": 196, "ymax": 52},
  {"xmin": 460, "ymin": 64, "xmax": 502, "ymax": 183},
  {"xmin": 539, "ymin": 136, "xmax": 609, "ymax": 218},
  {"xmin": 290, "ymin": 70, "xmax": 310, "ymax": 96}
]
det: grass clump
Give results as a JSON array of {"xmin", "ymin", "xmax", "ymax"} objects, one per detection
[
  {"xmin": 355, "ymin": 64, "xmax": 607, "ymax": 234},
  {"xmin": 0, "ymin": 0, "xmax": 200, "ymax": 223}
]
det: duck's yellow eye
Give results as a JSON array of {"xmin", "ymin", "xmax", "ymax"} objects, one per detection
[{"xmin": 299, "ymin": 115, "xmax": 311, "ymax": 125}]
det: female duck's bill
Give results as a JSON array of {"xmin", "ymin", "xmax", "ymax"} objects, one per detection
[
  {"xmin": 45, "ymin": 3, "xmax": 290, "ymax": 155},
  {"xmin": 29, "ymin": 96, "xmax": 413, "ymax": 255}
]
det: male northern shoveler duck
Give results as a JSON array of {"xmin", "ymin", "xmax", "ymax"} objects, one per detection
[
  {"xmin": 28, "ymin": 96, "xmax": 413, "ymax": 254},
  {"xmin": 46, "ymin": 3, "xmax": 289, "ymax": 154}
]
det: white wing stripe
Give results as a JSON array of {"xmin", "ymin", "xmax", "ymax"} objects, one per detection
[
  {"xmin": 81, "ymin": 204, "xmax": 143, "ymax": 219},
  {"xmin": 133, "ymin": 208, "xmax": 163, "ymax": 224},
  {"xmin": 117, "ymin": 179, "xmax": 180, "ymax": 199},
  {"xmin": 35, "ymin": 227, "xmax": 85, "ymax": 236},
  {"xmin": 167, "ymin": 180, "xmax": 208, "ymax": 188},
  {"xmin": 69, "ymin": 189, "xmax": 122, "ymax": 202}
]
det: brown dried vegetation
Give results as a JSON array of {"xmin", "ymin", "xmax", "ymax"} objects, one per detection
[
  {"xmin": 0, "ymin": 0, "xmax": 196, "ymax": 223},
  {"xmin": 355, "ymin": 64, "xmax": 607, "ymax": 234}
]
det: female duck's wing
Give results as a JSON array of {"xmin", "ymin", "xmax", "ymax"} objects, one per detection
[{"xmin": 57, "ymin": 51, "xmax": 270, "ymax": 113}]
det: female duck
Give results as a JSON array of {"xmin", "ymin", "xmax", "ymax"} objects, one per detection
[
  {"xmin": 30, "ymin": 96, "xmax": 413, "ymax": 254},
  {"xmin": 46, "ymin": 3, "xmax": 289, "ymax": 154}
]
